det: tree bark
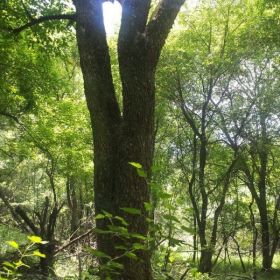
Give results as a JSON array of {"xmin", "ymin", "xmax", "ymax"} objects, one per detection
[
  {"xmin": 199, "ymin": 249, "xmax": 213, "ymax": 274},
  {"xmin": 249, "ymin": 199, "xmax": 258, "ymax": 280},
  {"xmin": 39, "ymin": 243, "xmax": 56, "ymax": 277}
]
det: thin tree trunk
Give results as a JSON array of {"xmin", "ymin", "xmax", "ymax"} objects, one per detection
[
  {"xmin": 66, "ymin": 176, "xmax": 82, "ymax": 240},
  {"xmin": 199, "ymin": 249, "xmax": 213, "ymax": 273},
  {"xmin": 249, "ymin": 199, "xmax": 258, "ymax": 279},
  {"xmin": 39, "ymin": 243, "xmax": 56, "ymax": 276},
  {"xmin": 232, "ymin": 237, "xmax": 246, "ymax": 273},
  {"xmin": 193, "ymin": 212, "xmax": 197, "ymax": 263}
]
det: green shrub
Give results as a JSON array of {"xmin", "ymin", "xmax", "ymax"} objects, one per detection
[{"xmin": 0, "ymin": 235, "xmax": 47, "ymax": 280}]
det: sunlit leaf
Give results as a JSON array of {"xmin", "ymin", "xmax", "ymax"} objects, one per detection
[
  {"xmin": 33, "ymin": 250, "xmax": 46, "ymax": 258},
  {"xmin": 128, "ymin": 162, "xmax": 142, "ymax": 169},
  {"xmin": 7, "ymin": 241, "xmax": 19, "ymax": 249},
  {"xmin": 27, "ymin": 235, "xmax": 43, "ymax": 244},
  {"xmin": 121, "ymin": 207, "xmax": 141, "ymax": 215},
  {"xmin": 95, "ymin": 213, "xmax": 106, "ymax": 220}
]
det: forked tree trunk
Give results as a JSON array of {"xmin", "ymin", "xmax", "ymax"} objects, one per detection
[{"xmin": 74, "ymin": 0, "xmax": 185, "ymax": 279}]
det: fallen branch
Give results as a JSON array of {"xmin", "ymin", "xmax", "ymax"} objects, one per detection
[
  {"xmin": 54, "ymin": 228, "xmax": 95, "ymax": 254},
  {"xmin": 179, "ymin": 267, "xmax": 190, "ymax": 280},
  {"xmin": 211, "ymin": 273, "xmax": 252, "ymax": 280}
]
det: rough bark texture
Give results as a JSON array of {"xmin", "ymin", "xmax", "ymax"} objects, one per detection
[{"xmin": 74, "ymin": 0, "xmax": 185, "ymax": 279}]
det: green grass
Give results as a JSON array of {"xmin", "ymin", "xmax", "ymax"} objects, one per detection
[
  {"xmin": 0, "ymin": 224, "xmax": 26, "ymax": 254},
  {"xmin": 211, "ymin": 255, "xmax": 280, "ymax": 280}
]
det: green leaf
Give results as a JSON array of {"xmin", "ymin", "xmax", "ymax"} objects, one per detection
[
  {"xmin": 158, "ymin": 192, "xmax": 172, "ymax": 199},
  {"xmin": 27, "ymin": 235, "xmax": 43, "ymax": 244},
  {"xmin": 107, "ymin": 261, "xmax": 123, "ymax": 270},
  {"xmin": 86, "ymin": 248, "xmax": 111, "ymax": 259},
  {"xmin": 33, "ymin": 250, "xmax": 46, "ymax": 258},
  {"xmin": 130, "ymin": 233, "xmax": 147, "ymax": 240},
  {"xmin": 0, "ymin": 276, "xmax": 10, "ymax": 280},
  {"xmin": 128, "ymin": 162, "xmax": 142, "ymax": 169},
  {"xmin": 169, "ymin": 255, "xmax": 175, "ymax": 263},
  {"xmin": 121, "ymin": 207, "xmax": 141, "ymax": 215},
  {"xmin": 95, "ymin": 228, "xmax": 113, "ymax": 234},
  {"xmin": 101, "ymin": 210, "xmax": 113, "ymax": 218},
  {"xmin": 137, "ymin": 168, "xmax": 147, "ymax": 178},
  {"xmin": 7, "ymin": 241, "xmax": 19, "ymax": 249},
  {"xmin": 14, "ymin": 260, "xmax": 29, "ymax": 268},
  {"xmin": 114, "ymin": 216, "xmax": 129, "ymax": 226},
  {"xmin": 125, "ymin": 252, "xmax": 138, "ymax": 260},
  {"xmin": 2, "ymin": 266, "xmax": 12, "ymax": 274},
  {"xmin": 2, "ymin": 261, "xmax": 15, "ymax": 269},
  {"xmin": 144, "ymin": 202, "xmax": 152, "ymax": 211},
  {"xmin": 115, "ymin": 245, "xmax": 128, "ymax": 251},
  {"xmin": 107, "ymin": 225, "xmax": 128, "ymax": 234},
  {"xmin": 95, "ymin": 213, "xmax": 106, "ymax": 220},
  {"xmin": 132, "ymin": 243, "xmax": 146, "ymax": 250}
]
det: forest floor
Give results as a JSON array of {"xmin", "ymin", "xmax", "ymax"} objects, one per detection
[{"xmin": 211, "ymin": 257, "xmax": 280, "ymax": 280}]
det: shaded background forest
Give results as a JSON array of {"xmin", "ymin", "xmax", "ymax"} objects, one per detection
[{"xmin": 1, "ymin": 0, "xmax": 280, "ymax": 279}]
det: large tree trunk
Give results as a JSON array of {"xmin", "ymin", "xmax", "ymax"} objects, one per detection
[
  {"xmin": 75, "ymin": 0, "xmax": 121, "ymax": 267},
  {"xmin": 249, "ymin": 200, "xmax": 258, "ymax": 279},
  {"xmin": 39, "ymin": 243, "xmax": 56, "ymax": 277},
  {"xmin": 199, "ymin": 248, "xmax": 213, "ymax": 274},
  {"xmin": 259, "ymin": 203, "xmax": 272, "ymax": 270},
  {"xmin": 74, "ymin": 0, "xmax": 185, "ymax": 279}
]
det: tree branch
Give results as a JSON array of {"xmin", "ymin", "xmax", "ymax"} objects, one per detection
[
  {"xmin": 145, "ymin": 0, "xmax": 186, "ymax": 67},
  {"xmin": 15, "ymin": 206, "xmax": 39, "ymax": 234},
  {"xmin": 12, "ymin": 13, "xmax": 76, "ymax": 33},
  {"xmin": 0, "ymin": 111, "xmax": 20, "ymax": 123},
  {"xmin": 119, "ymin": 0, "xmax": 151, "ymax": 42},
  {"xmin": 20, "ymin": 0, "xmax": 34, "ymax": 21},
  {"xmin": 0, "ymin": 187, "xmax": 29, "ymax": 232},
  {"xmin": 54, "ymin": 228, "xmax": 95, "ymax": 254},
  {"xmin": 175, "ymin": 73, "xmax": 202, "ymax": 139}
]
